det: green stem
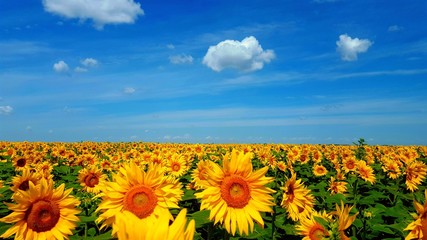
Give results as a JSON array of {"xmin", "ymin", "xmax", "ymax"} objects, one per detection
[{"xmin": 224, "ymin": 229, "xmax": 230, "ymax": 240}]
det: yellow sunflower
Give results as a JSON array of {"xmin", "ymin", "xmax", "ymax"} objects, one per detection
[
  {"xmin": 313, "ymin": 165, "xmax": 328, "ymax": 177},
  {"xmin": 405, "ymin": 189, "xmax": 427, "ymax": 240},
  {"xmin": 328, "ymin": 176, "xmax": 347, "ymax": 195},
  {"xmin": 296, "ymin": 211, "xmax": 329, "ymax": 240},
  {"xmin": 12, "ymin": 155, "xmax": 31, "ymax": 171},
  {"xmin": 333, "ymin": 201, "xmax": 359, "ymax": 240},
  {"xmin": 0, "ymin": 178, "xmax": 81, "ymax": 240},
  {"xmin": 78, "ymin": 165, "xmax": 107, "ymax": 194},
  {"xmin": 191, "ymin": 160, "xmax": 213, "ymax": 190},
  {"xmin": 164, "ymin": 153, "xmax": 188, "ymax": 178},
  {"xmin": 405, "ymin": 160, "xmax": 427, "ymax": 192},
  {"xmin": 342, "ymin": 156, "xmax": 357, "ymax": 173},
  {"xmin": 281, "ymin": 173, "xmax": 315, "ymax": 221},
  {"xmin": 95, "ymin": 162, "xmax": 183, "ymax": 236},
  {"xmin": 115, "ymin": 208, "xmax": 195, "ymax": 240},
  {"xmin": 356, "ymin": 160, "xmax": 376, "ymax": 184},
  {"xmin": 195, "ymin": 149, "xmax": 275, "ymax": 236},
  {"xmin": 35, "ymin": 161, "xmax": 55, "ymax": 180},
  {"xmin": 11, "ymin": 167, "xmax": 41, "ymax": 193}
]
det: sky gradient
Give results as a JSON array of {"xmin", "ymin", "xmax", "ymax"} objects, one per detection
[{"xmin": 1, "ymin": 0, "xmax": 426, "ymax": 145}]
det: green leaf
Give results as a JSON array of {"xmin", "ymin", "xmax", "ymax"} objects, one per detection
[
  {"xmin": 190, "ymin": 210, "xmax": 211, "ymax": 228},
  {"xmin": 79, "ymin": 215, "xmax": 97, "ymax": 223},
  {"xmin": 371, "ymin": 224, "xmax": 395, "ymax": 234},
  {"xmin": 182, "ymin": 189, "xmax": 196, "ymax": 201},
  {"xmin": 314, "ymin": 216, "xmax": 329, "ymax": 229},
  {"xmin": 87, "ymin": 227, "xmax": 97, "ymax": 237}
]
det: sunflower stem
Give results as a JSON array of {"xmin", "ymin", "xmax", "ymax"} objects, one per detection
[
  {"xmin": 271, "ymin": 168, "xmax": 278, "ymax": 239},
  {"xmin": 224, "ymin": 229, "xmax": 230, "ymax": 240},
  {"xmin": 84, "ymin": 223, "xmax": 88, "ymax": 238}
]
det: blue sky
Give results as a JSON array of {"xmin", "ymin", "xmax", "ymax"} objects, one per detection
[{"xmin": 1, "ymin": 0, "xmax": 426, "ymax": 145}]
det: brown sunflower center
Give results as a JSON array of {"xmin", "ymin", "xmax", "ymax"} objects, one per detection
[
  {"xmin": 17, "ymin": 158, "xmax": 26, "ymax": 167},
  {"xmin": 221, "ymin": 175, "xmax": 251, "ymax": 208},
  {"xmin": 309, "ymin": 224, "xmax": 327, "ymax": 240},
  {"xmin": 84, "ymin": 173, "xmax": 99, "ymax": 188},
  {"xmin": 26, "ymin": 200, "xmax": 60, "ymax": 233},
  {"xmin": 123, "ymin": 185, "xmax": 157, "ymax": 219},
  {"xmin": 172, "ymin": 163, "xmax": 181, "ymax": 172},
  {"xmin": 18, "ymin": 180, "xmax": 30, "ymax": 191}
]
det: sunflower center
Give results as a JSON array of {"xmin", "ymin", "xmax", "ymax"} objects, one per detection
[
  {"xmin": 17, "ymin": 158, "xmax": 26, "ymax": 167},
  {"xmin": 84, "ymin": 173, "xmax": 99, "ymax": 188},
  {"xmin": 172, "ymin": 163, "xmax": 181, "ymax": 172},
  {"xmin": 309, "ymin": 224, "xmax": 326, "ymax": 240},
  {"xmin": 221, "ymin": 175, "xmax": 251, "ymax": 208},
  {"xmin": 123, "ymin": 185, "xmax": 157, "ymax": 219},
  {"xmin": 26, "ymin": 200, "xmax": 60, "ymax": 233},
  {"xmin": 19, "ymin": 180, "xmax": 30, "ymax": 191}
]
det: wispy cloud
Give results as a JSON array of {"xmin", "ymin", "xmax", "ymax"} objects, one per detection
[
  {"xmin": 388, "ymin": 25, "xmax": 403, "ymax": 32},
  {"xmin": 0, "ymin": 106, "xmax": 13, "ymax": 115},
  {"xmin": 169, "ymin": 54, "xmax": 193, "ymax": 64},
  {"xmin": 0, "ymin": 41, "xmax": 51, "ymax": 60},
  {"xmin": 93, "ymin": 97, "xmax": 427, "ymax": 130}
]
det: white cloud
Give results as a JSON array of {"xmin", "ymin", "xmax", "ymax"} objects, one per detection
[
  {"xmin": 336, "ymin": 34, "xmax": 373, "ymax": 61},
  {"xmin": 74, "ymin": 66, "xmax": 88, "ymax": 72},
  {"xmin": 203, "ymin": 36, "xmax": 275, "ymax": 72},
  {"xmin": 81, "ymin": 58, "xmax": 98, "ymax": 67},
  {"xmin": 0, "ymin": 105, "xmax": 13, "ymax": 115},
  {"xmin": 166, "ymin": 44, "xmax": 175, "ymax": 49},
  {"xmin": 388, "ymin": 25, "xmax": 403, "ymax": 32},
  {"xmin": 123, "ymin": 87, "xmax": 136, "ymax": 94},
  {"xmin": 169, "ymin": 54, "xmax": 193, "ymax": 64},
  {"xmin": 53, "ymin": 60, "xmax": 69, "ymax": 73},
  {"xmin": 42, "ymin": 0, "xmax": 144, "ymax": 29}
]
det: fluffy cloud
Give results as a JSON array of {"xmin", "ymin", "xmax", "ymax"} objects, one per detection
[
  {"xmin": 81, "ymin": 58, "xmax": 98, "ymax": 67},
  {"xmin": 169, "ymin": 54, "xmax": 194, "ymax": 64},
  {"xmin": 203, "ymin": 36, "xmax": 275, "ymax": 72},
  {"xmin": 0, "ymin": 105, "xmax": 13, "ymax": 115},
  {"xmin": 336, "ymin": 34, "xmax": 372, "ymax": 61},
  {"xmin": 42, "ymin": 0, "xmax": 144, "ymax": 29},
  {"xmin": 53, "ymin": 60, "xmax": 69, "ymax": 73}
]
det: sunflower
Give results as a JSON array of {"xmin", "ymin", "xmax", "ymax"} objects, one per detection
[
  {"xmin": 164, "ymin": 153, "xmax": 188, "ymax": 178},
  {"xmin": 115, "ymin": 208, "xmax": 195, "ymax": 240},
  {"xmin": 313, "ymin": 165, "xmax": 328, "ymax": 177},
  {"xmin": 328, "ymin": 176, "xmax": 347, "ymax": 195},
  {"xmin": 281, "ymin": 173, "xmax": 315, "ymax": 221},
  {"xmin": 12, "ymin": 155, "xmax": 31, "ymax": 171},
  {"xmin": 277, "ymin": 161, "xmax": 287, "ymax": 172},
  {"xmin": 381, "ymin": 158, "xmax": 402, "ymax": 179},
  {"xmin": 405, "ymin": 160, "xmax": 427, "ymax": 192},
  {"xmin": 356, "ymin": 161, "xmax": 376, "ymax": 184},
  {"xmin": 96, "ymin": 162, "xmax": 183, "ymax": 236},
  {"xmin": 0, "ymin": 178, "xmax": 81, "ymax": 240},
  {"xmin": 333, "ymin": 201, "xmax": 358, "ymax": 240},
  {"xmin": 191, "ymin": 160, "xmax": 213, "ymax": 190},
  {"xmin": 35, "ymin": 161, "xmax": 55, "ymax": 180},
  {"xmin": 195, "ymin": 149, "xmax": 275, "ymax": 236},
  {"xmin": 296, "ymin": 211, "xmax": 329, "ymax": 240},
  {"xmin": 342, "ymin": 156, "xmax": 357, "ymax": 173},
  {"xmin": 11, "ymin": 168, "xmax": 41, "ymax": 193},
  {"xmin": 405, "ymin": 189, "xmax": 427, "ymax": 240},
  {"xmin": 78, "ymin": 165, "xmax": 107, "ymax": 194}
]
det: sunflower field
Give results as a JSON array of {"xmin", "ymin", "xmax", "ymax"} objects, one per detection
[{"xmin": 0, "ymin": 140, "xmax": 426, "ymax": 240}]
